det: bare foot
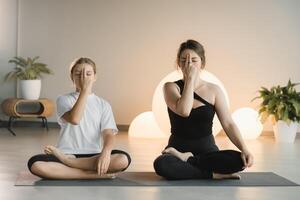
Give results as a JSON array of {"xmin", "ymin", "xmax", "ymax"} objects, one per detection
[
  {"xmin": 44, "ymin": 146, "xmax": 116, "ymax": 179},
  {"xmin": 44, "ymin": 145, "xmax": 68, "ymax": 163},
  {"xmin": 213, "ymin": 173, "xmax": 241, "ymax": 180},
  {"xmin": 162, "ymin": 147, "xmax": 193, "ymax": 162}
]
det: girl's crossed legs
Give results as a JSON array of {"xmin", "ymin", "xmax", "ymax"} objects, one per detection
[{"xmin": 28, "ymin": 146, "xmax": 131, "ymax": 180}]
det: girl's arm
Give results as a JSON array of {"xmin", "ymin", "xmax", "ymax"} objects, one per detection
[
  {"xmin": 101, "ymin": 130, "xmax": 115, "ymax": 153},
  {"xmin": 62, "ymin": 68, "xmax": 94, "ymax": 125},
  {"xmin": 97, "ymin": 129, "xmax": 115, "ymax": 175},
  {"xmin": 62, "ymin": 90, "xmax": 89, "ymax": 125}
]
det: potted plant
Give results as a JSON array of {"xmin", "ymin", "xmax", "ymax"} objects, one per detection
[
  {"xmin": 252, "ymin": 79, "xmax": 300, "ymax": 143},
  {"xmin": 4, "ymin": 56, "xmax": 53, "ymax": 100}
]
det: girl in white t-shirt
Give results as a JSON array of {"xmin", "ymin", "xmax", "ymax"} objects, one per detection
[{"xmin": 27, "ymin": 58, "xmax": 131, "ymax": 179}]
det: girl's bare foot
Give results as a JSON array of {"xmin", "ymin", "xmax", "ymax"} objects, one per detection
[
  {"xmin": 44, "ymin": 145, "xmax": 68, "ymax": 163},
  {"xmin": 213, "ymin": 172, "xmax": 241, "ymax": 180},
  {"xmin": 44, "ymin": 145, "xmax": 116, "ymax": 179},
  {"xmin": 162, "ymin": 147, "xmax": 193, "ymax": 162}
]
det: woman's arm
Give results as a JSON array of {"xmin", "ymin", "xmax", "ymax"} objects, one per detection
[
  {"xmin": 163, "ymin": 54, "xmax": 198, "ymax": 117},
  {"xmin": 62, "ymin": 68, "xmax": 94, "ymax": 125},
  {"xmin": 164, "ymin": 78, "xmax": 194, "ymax": 117},
  {"xmin": 214, "ymin": 85, "xmax": 254, "ymax": 167}
]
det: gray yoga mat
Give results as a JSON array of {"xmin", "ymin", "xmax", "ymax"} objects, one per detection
[{"xmin": 15, "ymin": 171, "xmax": 299, "ymax": 187}]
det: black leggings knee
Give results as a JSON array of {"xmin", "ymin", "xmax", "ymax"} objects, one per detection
[
  {"xmin": 187, "ymin": 150, "xmax": 244, "ymax": 174},
  {"xmin": 154, "ymin": 154, "xmax": 212, "ymax": 180}
]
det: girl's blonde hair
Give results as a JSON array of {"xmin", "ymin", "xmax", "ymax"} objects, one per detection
[{"xmin": 69, "ymin": 57, "xmax": 96, "ymax": 80}]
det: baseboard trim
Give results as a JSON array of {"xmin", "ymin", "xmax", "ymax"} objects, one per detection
[
  {"xmin": 0, "ymin": 120, "xmax": 130, "ymax": 131},
  {"xmin": 215, "ymin": 130, "xmax": 300, "ymax": 137},
  {"xmin": 0, "ymin": 120, "xmax": 297, "ymax": 135}
]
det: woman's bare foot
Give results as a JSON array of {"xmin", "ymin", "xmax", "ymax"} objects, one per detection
[
  {"xmin": 162, "ymin": 147, "xmax": 193, "ymax": 162},
  {"xmin": 213, "ymin": 172, "xmax": 241, "ymax": 180},
  {"xmin": 44, "ymin": 145, "xmax": 69, "ymax": 163}
]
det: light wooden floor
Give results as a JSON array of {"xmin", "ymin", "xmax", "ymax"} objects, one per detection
[{"xmin": 0, "ymin": 127, "xmax": 300, "ymax": 200}]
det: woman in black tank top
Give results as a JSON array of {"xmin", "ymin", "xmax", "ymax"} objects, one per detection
[
  {"xmin": 153, "ymin": 40, "xmax": 254, "ymax": 180},
  {"xmin": 167, "ymin": 79, "xmax": 219, "ymax": 154}
]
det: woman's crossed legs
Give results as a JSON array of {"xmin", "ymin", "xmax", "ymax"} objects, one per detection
[{"xmin": 154, "ymin": 147, "xmax": 244, "ymax": 180}]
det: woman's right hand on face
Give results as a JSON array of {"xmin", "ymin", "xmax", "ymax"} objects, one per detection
[
  {"xmin": 183, "ymin": 54, "xmax": 198, "ymax": 81},
  {"xmin": 80, "ymin": 68, "xmax": 94, "ymax": 92}
]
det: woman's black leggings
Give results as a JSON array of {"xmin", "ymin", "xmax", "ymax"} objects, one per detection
[{"xmin": 153, "ymin": 150, "xmax": 244, "ymax": 180}]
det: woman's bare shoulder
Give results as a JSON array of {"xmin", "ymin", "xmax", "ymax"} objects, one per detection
[
  {"xmin": 206, "ymin": 82, "xmax": 222, "ymax": 94},
  {"xmin": 164, "ymin": 81, "xmax": 180, "ymax": 92}
]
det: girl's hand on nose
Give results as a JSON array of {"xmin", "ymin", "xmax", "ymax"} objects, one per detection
[{"xmin": 80, "ymin": 68, "xmax": 94, "ymax": 92}]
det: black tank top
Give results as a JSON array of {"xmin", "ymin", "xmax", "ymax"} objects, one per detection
[{"xmin": 168, "ymin": 79, "xmax": 215, "ymax": 139}]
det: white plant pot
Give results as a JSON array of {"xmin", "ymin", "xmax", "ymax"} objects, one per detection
[
  {"xmin": 273, "ymin": 120, "xmax": 299, "ymax": 143},
  {"xmin": 19, "ymin": 79, "xmax": 41, "ymax": 100}
]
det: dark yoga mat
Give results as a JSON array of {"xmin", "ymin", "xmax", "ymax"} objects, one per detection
[{"xmin": 15, "ymin": 171, "xmax": 299, "ymax": 187}]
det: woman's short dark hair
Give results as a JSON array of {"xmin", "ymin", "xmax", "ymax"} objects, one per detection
[{"xmin": 176, "ymin": 39, "xmax": 206, "ymax": 68}]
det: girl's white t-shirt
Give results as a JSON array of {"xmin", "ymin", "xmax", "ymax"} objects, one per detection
[{"xmin": 56, "ymin": 92, "xmax": 118, "ymax": 154}]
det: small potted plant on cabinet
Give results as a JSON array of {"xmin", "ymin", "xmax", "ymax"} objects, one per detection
[{"xmin": 4, "ymin": 56, "xmax": 53, "ymax": 100}]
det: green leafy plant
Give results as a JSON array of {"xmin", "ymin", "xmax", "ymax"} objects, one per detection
[
  {"xmin": 252, "ymin": 79, "xmax": 300, "ymax": 125},
  {"xmin": 4, "ymin": 56, "xmax": 53, "ymax": 81}
]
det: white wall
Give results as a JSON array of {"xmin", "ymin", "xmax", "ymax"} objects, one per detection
[
  {"xmin": 6, "ymin": 0, "xmax": 300, "ymax": 131},
  {"xmin": 0, "ymin": 0, "xmax": 18, "ymax": 119}
]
